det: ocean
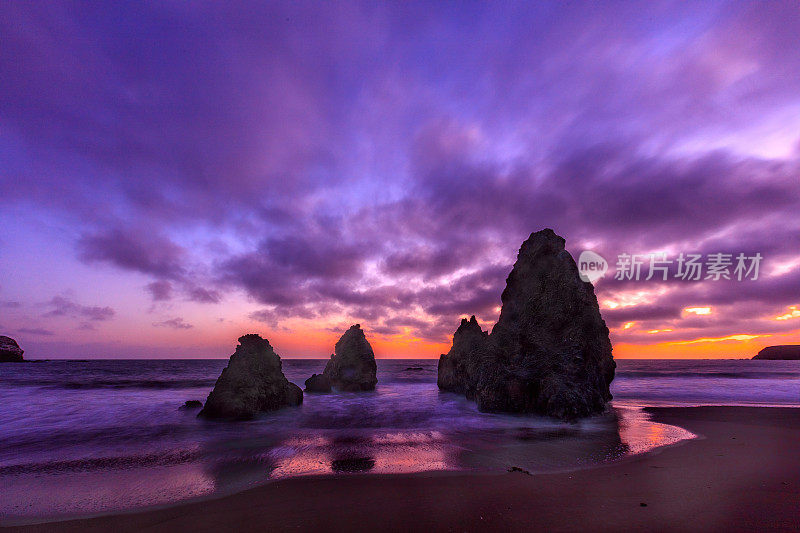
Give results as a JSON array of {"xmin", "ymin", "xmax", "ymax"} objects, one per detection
[{"xmin": 1, "ymin": 358, "xmax": 798, "ymax": 520}]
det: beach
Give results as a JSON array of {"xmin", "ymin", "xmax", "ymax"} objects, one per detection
[{"xmin": 4, "ymin": 406, "xmax": 798, "ymax": 532}]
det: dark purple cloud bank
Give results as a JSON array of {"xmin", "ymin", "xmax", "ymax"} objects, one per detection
[{"xmin": 1, "ymin": 1, "xmax": 798, "ymax": 345}]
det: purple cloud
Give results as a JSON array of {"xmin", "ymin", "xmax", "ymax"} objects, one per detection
[
  {"xmin": 146, "ymin": 280, "xmax": 173, "ymax": 302},
  {"xmin": 185, "ymin": 286, "xmax": 221, "ymax": 304},
  {"xmin": 152, "ymin": 317, "xmax": 193, "ymax": 330},
  {"xmin": 44, "ymin": 296, "xmax": 115, "ymax": 322},
  {"xmin": 78, "ymin": 229, "xmax": 185, "ymax": 280},
  {"xmin": 1, "ymin": 2, "xmax": 799, "ymax": 352}
]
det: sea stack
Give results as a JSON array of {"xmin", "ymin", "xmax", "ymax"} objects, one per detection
[
  {"xmin": 310, "ymin": 324, "xmax": 377, "ymax": 392},
  {"xmin": 199, "ymin": 334, "xmax": 302, "ymax": 420},
  {"xmin": 753, "ymin": 345, "xmax": 800, "ymax": 360},
  {"xmin": 437, "ymin": 229, "xmax": 615, "ymax": 420},
  {"xmin": 304, "ymin": 373, "xmax": 332, "ymax": 393},
  {"xmin": 0, "ymin": 336, "xmax": 24, "ymax": 362}
]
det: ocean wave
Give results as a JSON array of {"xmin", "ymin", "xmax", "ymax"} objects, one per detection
[
  {"xmin": 615, "ymin": 371, "xmax": 800, "ymax": 379},
  {"xmin": 1, "ymin": 378, "xmax": 215, "ymax": 390},
  {"xmin": 0, "ymin": 423, "xmax": 199, "ymax": 455},
  {"xmin": 0, "ymin": 449, "xmax": 200, "ymax": 475}
]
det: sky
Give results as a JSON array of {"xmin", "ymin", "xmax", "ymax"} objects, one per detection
[{"xmin": 1, "ymin": 1, "xmax": 799, "ymax": 359}]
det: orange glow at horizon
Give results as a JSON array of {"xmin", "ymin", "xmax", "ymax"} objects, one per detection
[
  {"xmin": 132, "ymin": 302, "xmax": 800, "ymax": 360},
  {"xmin": 259, "ymin": 326, "xmax": 800, "ymax": 360}
]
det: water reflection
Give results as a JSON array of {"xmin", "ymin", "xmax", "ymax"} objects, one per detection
[
  {"xmin": 200, "ymin": 405, "xmax": 694, "ymax": 491},
  {"xmin": 331, "ymin": 457, "xmax": 375, "ymax": 473}
]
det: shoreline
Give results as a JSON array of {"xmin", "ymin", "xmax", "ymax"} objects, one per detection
[
  {"xmin": 3, "ymin": 406, "xmax": 799, "ymax": 532},
  {"xmin": 0, "ymin": 405, "xmax": 694, "ymax": 528}
]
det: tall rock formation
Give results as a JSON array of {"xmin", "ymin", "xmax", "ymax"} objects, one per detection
[
  {"xmin": 438, "ymin": 229, "xmax": 615, "ymax": 420},
  {"xmin": 200, "ymin": 334, "xmax": 302, "ymax": 420},
  {"xmin": 0, "ymin": 336, "xmax": 24, "ymax": 362},
  {"xmin": 312, "ymin": 324, "xmax": 377, "ymax": 392}
]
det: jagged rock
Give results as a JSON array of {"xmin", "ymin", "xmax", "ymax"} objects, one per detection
[
  {"xmin": 437, "ymin": 316, "xmax": 491, "ymax": 395},
  {"xmin": 319, "ymin": 324, "xmax": 378, "ymax": 391},
  {"xmin": 753, "ymin": 345, "xmax": 800, "ymax": 360},
  {"xmin": 305, "ymin": 373, "xmax": 332, "ymax": 392},
  {"xmin": 0, "ymin": 336, "xmax": 24, "ymax": 362},
  {"xmin": 199, "ymin": 334, "xmax": 302, "ymax": 420},
  {"xmin": 179, "ymin": 400, "xmax": 203, "ymax": 410},
  {"xmin": 437, "ymin": 229, "xmax": 615, "ymax": 420}
]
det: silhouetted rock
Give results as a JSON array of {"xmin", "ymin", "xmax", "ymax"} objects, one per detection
[
  {"xmin": 321, "ymin": 324, "xmax": 378, "ymax": 391},
  {"xmin": 0, "ymin": 336, "xmax": 24, "ymax": 362},
  {"xmin": 753, "ymin": 345, "xmax": 800, "ymax": 360},
  {"xmin": 438, "ymin": 316, "xmax": 491, "ymax": 395},
  {"xmin": 305, "ymin": 373, "xmax": 332, "ymax": 392},
  {"xmin": 437, "ymin": 229, "xmax": 615, "ymax": 420},
  {"xmin": 199, "ymin": 334, "xmax": 302, "ymax": 420},
  {"xmin": 179, "ymin": 400, "xmax": 203, "ymax": 410}
]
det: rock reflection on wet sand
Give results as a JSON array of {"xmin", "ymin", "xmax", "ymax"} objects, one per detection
[
  {"xmin": 267, "ymin": 431, "xmax": 450, "ymax": 478},
  {"xmin": 0, "ymin": 404, "xmax": 694, "ymax": 519},
  {"xmin": 331, "ymin": 458, "xmax": 375, "ymax": 473},
  {"xmin": 257, "ymin": 407, "xmax": 694, "ymax": 480}
]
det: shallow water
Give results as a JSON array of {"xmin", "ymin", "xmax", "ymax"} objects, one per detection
[{"xmin": 0, "ymin": 358, "xmax": 797, "ymax": 519}]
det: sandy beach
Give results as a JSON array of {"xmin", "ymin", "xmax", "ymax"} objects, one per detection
[{"xmin": 4, "ymin": 406, "xmax": 798, "ymax": 533}]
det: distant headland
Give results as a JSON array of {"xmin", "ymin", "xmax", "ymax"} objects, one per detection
[{"xmin": 752, "ymin": 345, "xmax": 800, "ymax": 360}]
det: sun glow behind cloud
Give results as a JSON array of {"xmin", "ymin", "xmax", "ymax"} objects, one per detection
[
  {"xmin": 775, "ymin": 306, "xmax": 800, "ymax": 321},
  {"xmin": 684, "ymin": 307, "xmax": 712, "ymax": 316}
]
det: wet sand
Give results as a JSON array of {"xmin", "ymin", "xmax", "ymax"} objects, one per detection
[{"xmin": 3, "ymin": 406, "xmax": 799, "ymax": 532}]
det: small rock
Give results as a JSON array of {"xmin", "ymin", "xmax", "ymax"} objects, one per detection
[
  {"xmin": 0, "ymin": 336, "xmax": 24, "ymax": 362},
  {"xmin": 640, "ymin": 503, "xmax": 647, "ymax": 507},
  {"xmin": 508, "ymin": 466, "xmax": 531, "ymax": 475},
  {"xmin": 305, "ymin": 373, "xmax": 332, "ymax": 393},
  {"xmin": 179, "ymin": 400, "xmax": 203, "ymax": 410}
]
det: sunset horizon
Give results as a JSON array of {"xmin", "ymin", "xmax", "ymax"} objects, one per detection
[{"xmin": 3, "ymin": 226, "xmax": 798, "ymax": 360}]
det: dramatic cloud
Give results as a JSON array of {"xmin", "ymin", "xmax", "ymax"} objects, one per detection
[
  {"xmin": 78, "ymin": 229, "xmax": 186, "ymax": 280},
  {"xmin": 1, "ymin": 1, "xmax": 798, "ymax": 356}
]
